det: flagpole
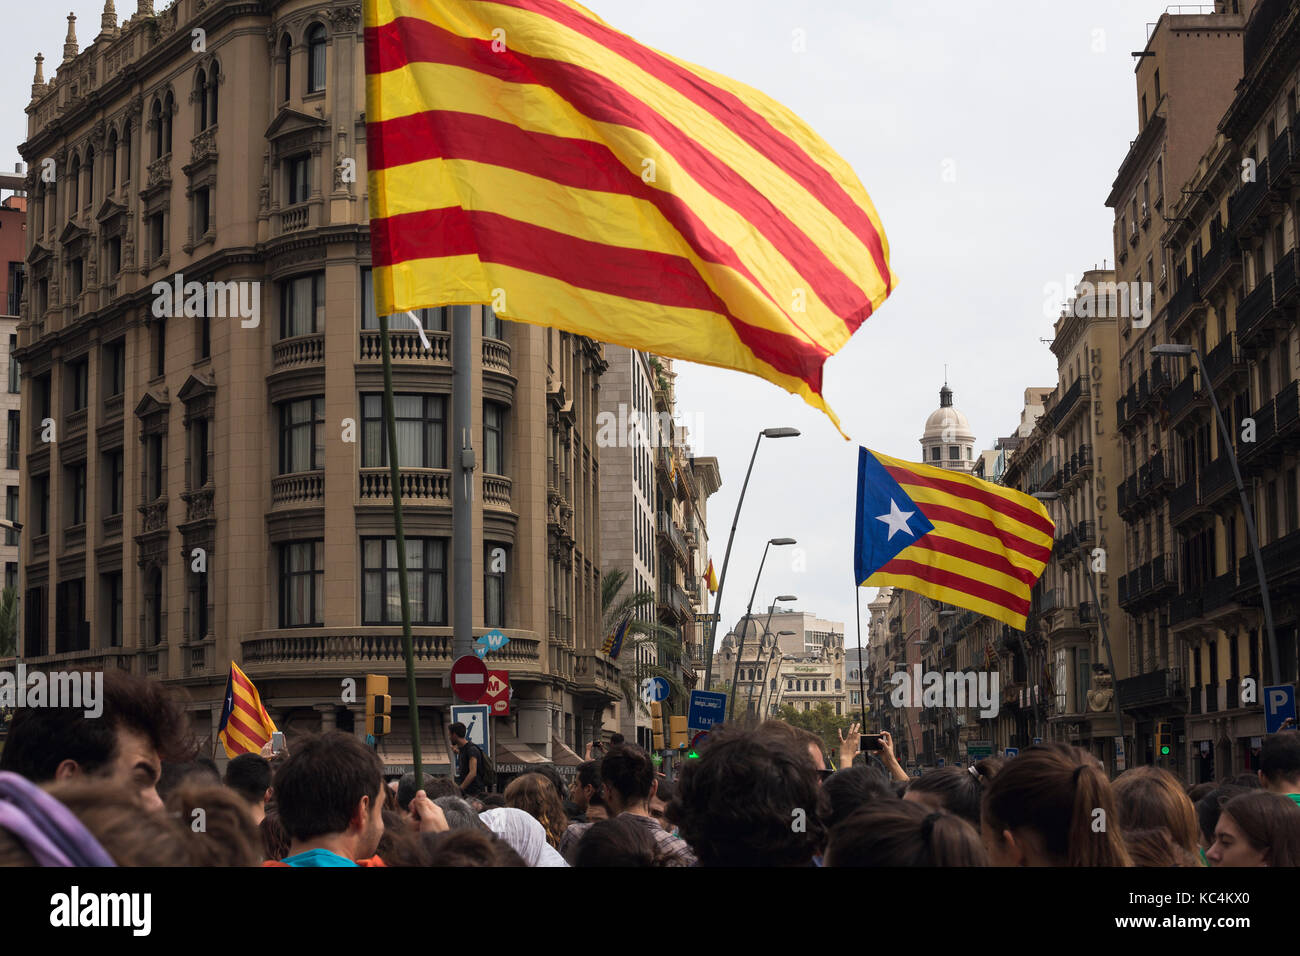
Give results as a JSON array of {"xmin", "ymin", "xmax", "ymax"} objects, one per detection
[
  {"xmin": 856, "ymin": 585, "xmax": 867, "ymax": 731},
  {"xmin": 379, "ymin": 311, "xmax": 422, "ymax": 784}
]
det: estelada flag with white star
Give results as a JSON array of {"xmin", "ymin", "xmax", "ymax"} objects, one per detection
[{"xmin": 853, "ymin": 448, "xmax": 1054, "ymax": 630}]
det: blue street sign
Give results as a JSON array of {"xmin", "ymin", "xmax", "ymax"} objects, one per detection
[
  {"xmin": 1265, "ymin": 684, "xmax": 1296, "ymax": 734},
  {"xmin": 473, "ymin": 629, "xmax": 511, "ymax": 659},
  {"xmin": 450, "ymin": 704, "xmax": 491, "ymax": 750},
  {"xmin": 1004, "ymin": 747, "xmax": 1019, "ymax": 758},
  {"xmin": 688, "ymin": 690, "xmax": 727, "ymax": 730},
  {"xmin": 1032, "ymin": 737, "xmax": 1042, "ymax": 745},
  {"xmin": 641, "ymin": 676, "xmax": 671, "ymax": 704},
  {"xmin": 936, "ymin": 757, "xmax": 945, "ymax": 768}
]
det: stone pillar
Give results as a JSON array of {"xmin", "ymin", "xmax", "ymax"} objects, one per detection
[{"xmin": 316, "ymin": 703, "xmax": 337, "ymax": 733}]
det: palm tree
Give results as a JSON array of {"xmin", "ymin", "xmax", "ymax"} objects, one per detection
[{"xmin": 601, "ymin": 568, "xmax": 687, "ymax": 716}]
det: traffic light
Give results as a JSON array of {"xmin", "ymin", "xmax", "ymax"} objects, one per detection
[
  {"xmin": 365, "ymin": 674, "xmax": 391, "ymax": 738},
  {"xmin": 670, "ymin": 715, "xmax": 689, "ymax": 750},
  {"xmin": 651, "ymin": 701, "xmax": 665, "ymax": 751},
  {"xmin": 1156, "ymin": 722, "xmax": 1172, "ymax": 758}
]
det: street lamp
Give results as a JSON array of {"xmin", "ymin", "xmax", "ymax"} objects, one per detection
[
  {"xmin": 1151, "ymin": 342, "xmax": 1280, "ymax": 683},
  {"xmin": 728, "ymin": 537, "xmax": 796, "ymax": 718},
  {"xmin": 1034, "ymin": 490, "xmax": 1126, "ymax": 769},
  {"xmin": 744, "ymin": 603, "xmax": 796, "ymax": 716},
  {"xmin": 756, "ymin": 630, "xmax": 797, "ymax": 717},
  {"xmin": 702, "ymin": 427, "xmax": 800, "ymax": 693}
]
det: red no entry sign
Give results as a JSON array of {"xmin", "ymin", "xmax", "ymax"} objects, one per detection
[{"xmin": 450, "ymin": 654, "xmax": 489, "ymax": 703}]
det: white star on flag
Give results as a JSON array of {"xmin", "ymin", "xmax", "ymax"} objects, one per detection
[{"xmin": 876, "ymin": 499, "xmax": 915, "ymax": 541}]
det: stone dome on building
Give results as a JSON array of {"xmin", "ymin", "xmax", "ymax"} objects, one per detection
[{"xmin": 920, "ymin": 384, "xmax": 976, "ymax": 472}]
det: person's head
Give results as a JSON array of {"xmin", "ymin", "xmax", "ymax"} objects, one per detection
[
  {"xmin": 528, "ymin": 764, "xmax": 568, "ymax": 802},
  {"xmin": 260, "ymin": 808, "xmax": 291, "ymax": 862},
  {"xmin": 585, "ymin": 791, "xmax": 609, "ymax": 822},
  {"xmin": 822, "ymin": 764, "xmax": 895, "ymax": 829},
  {"xmin": 755, "ymin": 720, "xmax": 827, "ymax": 774},
  {"xmin": 1113, "ymin": 766, "xmax": 1199, "ymax": 859},
  {"xmin": 0, "ymin": 669, "xmax": 193, "ymax": 812},
  {"xmin": 574, "ymin": 815, "xmax": 662, "ymax": 866},
  {"xmin": 1194, "ymin": 785, "xmax": 1251, "ymax": 849},
  {"xmin": 223, "ymin": 754, "xmax": 272, "ymax": 819},
  {"xmin": 981, "ymin": 743, "xmax": 1131, "ymax": 866},
  {"xmin": 609, "ymin": 733, "xmax": 625, "ymax": 746},
  {"xmin": 157, "ymin": 757, "xmax": 221, "ymax": 802},
  {"xmin": 670, "ymin": 723, "xmax": 824, "ymax": 867},
  {"xmin": 479, "ymin": 792, "xmax": 506, "ymax": 809},
  {"xmin": 1258, "ymin": 734, "xmax": 1300, "ymax": 795},
  {"xmin": 572, "ymin": 760, "xmax": 601, "ymax": 812},
  {"xmin": 376, "ymin": 809, "xmax": 429, "ymax": 866},
  {"xmin": 396, "ymin": 772, "xmax": 457, "ymax": 811},
  {"xmin": 1186, "ymin": 782, "xmax": 1217, "ymax": 804},
  {"xmin": 1230, "ymin": 772, "xmax": 1263, "ymax": 789},
  {"xmin": 649, "ymin": 777, "xmax": 675, "ymax": 825},
  {"xmin": 504, "ymin": 773, "xmax": 568, "ymax": 847},
  {"xmin": 905, "ymin": 766, "xmax": 984, "ymax": 828},
  {"xmin": 825, "ymin": 802, "xmax": 987, "ymax": 866},
  {"xmin": 1206, "ymin": 791, "xmax": 1300, "ymax": 867},
  {"xmin": 598, "ymin": 745, "xmax": 656, "ymax": 813},
  {"xmin": 448, "ymin": 722, "xmax": 467, "ymax": 746},
  {"xmin": 272, "ymin": 732, "xmax": 386, "ymax": 860},
  {"xmin": 165, "ymin": 784, "xmax": 263, "ymax": 866},
  {"xmin": 423, "ymin": 828, "xmax": 527, "ymax": 866},
  {"xmin": 1123, "ymin": 827, "xmax": 1200, "ymax": 867},
  {"xmin": 434, "ymin": 795, "xmax": 490, "ymax": 831}
]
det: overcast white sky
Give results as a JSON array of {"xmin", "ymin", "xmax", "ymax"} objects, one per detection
[{"xmin": 2, "ymin": 1, "xmax": 1178, "ymax": 650}]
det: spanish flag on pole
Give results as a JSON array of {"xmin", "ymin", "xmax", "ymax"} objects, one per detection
[
  {"xmin": 363, "ymin": 0, "xmax": 894, "ymax": 433},
  {"xmin": 853, "ymin": 449, "xmax": 1054, "ymax": 630},
  {"xmin": 217, "ymin": 662, "xmax": 278, "ymax": 758},
  {"xmin": 706, "ymin": 559, "xmax": 718, "ymax": 594}
]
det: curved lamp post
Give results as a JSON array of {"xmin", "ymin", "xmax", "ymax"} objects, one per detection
[{"xmin": 727, "ymin": 538, "xmax": 795, "ymax": 718}]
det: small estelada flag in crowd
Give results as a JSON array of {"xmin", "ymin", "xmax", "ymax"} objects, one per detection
[
  {"xmin": 853, "ymin": 448, "xmax": 1054, "ymax": 630},
  {"xmin": 217, "ymin": 662, "xmax": 279, "ymax": 758},
  {"xmin": 363, "ymin": 0, "xmax": 894, "ymax": 433},
  {"xmin": 601, "ymin": 616, "xmax": 630, "ymax": 659},
  {"xmin": 706, "ymin": 559, "xmax": 718, "ymax": 594}
]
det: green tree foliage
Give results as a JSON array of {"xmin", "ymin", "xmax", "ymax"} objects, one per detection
[
  {"xmin": 775, "ymin": 701, "xmax": 855, "ymax": 769},
  {"xmin": 602, "ymin": 568, "xmax": 688, "ymax": 715},
  {"xmin": 0, "ymin": 587, "xmax": 17, "ymax": 657}
]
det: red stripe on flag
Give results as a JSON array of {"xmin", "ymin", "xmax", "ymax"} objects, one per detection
[
  {"xmin": 879, "ymin": 557, "xmax": 1030, "ymax": 616},
  {"xmin": 366, "ymin": 108, "xmax": 825, "ymax": 372},
  {"xmin": 885, "ymin": 465, "xmax": 1055, "ymax": 538},
  {"xmin": 365, "ymin": 18, "xmax": 876, "ymax": 326},
  {"xmin": 481, "ymin": 0, "xmax": 893, "ymax": 306},
  {"xmin": 229, "ymin": 709, "xmax": 268, "ymax": 745},
  {"xmin": 370, "ymin": 206, "xmax": 829, "ymax": 390},
  {"xmin": 910, "ymin": 502, "xmax": 1052, "ymax": 565},
  {"xmin": 908, "ymin": 534, "xmax": 1039, "ymax": 587}
]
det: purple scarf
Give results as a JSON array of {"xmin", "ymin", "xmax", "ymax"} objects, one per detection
[{"xmin": 0, "ymin": 771, "xmax": 117, "ymax": 866}]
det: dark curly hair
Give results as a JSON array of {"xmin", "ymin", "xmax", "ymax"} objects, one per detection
[{"xmin": 668, "ymin": 723, "xmax": 825, "ymax": 866}]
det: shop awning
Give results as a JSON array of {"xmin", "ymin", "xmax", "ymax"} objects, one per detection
[
  {"xmin": 551, "ymin": 737, "xmax": 584, "ymax": 767},
  {"xmin": 494, "ymin": 741, "xmax": 549, "ymax": 775}
]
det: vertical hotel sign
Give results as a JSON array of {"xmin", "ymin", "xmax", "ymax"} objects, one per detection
[{"xmin": 1090, "ymin": 346, "xmax": 1109, "ymax": 634}]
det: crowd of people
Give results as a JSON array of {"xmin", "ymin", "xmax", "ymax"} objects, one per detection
[{"xmin": 3, "ymin": 669, "xmax": 1300, "ymax": 867}]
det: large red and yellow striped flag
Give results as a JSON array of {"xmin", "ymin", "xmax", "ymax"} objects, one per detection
[
  {"xmin": 363, "ymin": 0, "xmax": 894, "ymax": 430},
  {"xmin": 853, "ymin": 448, "xmax": 1055, "ymax": 630},
  {"xmin": 216, "ymin": 662, "xmax": 279, "ymax": 758}
]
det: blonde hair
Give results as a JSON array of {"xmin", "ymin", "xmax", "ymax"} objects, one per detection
[{"xmin": 504, "ymin": 773, "xmax": 568, "ymax": 849}]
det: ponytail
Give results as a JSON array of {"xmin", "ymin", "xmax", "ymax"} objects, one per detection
[{"xmin": 1069, "ymin": 763, "xmax": 1132, "ymax": 866}]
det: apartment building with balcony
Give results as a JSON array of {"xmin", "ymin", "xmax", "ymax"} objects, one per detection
[
  {"xmin": 11, "ymin": 0, "xmax": 620, "ymax": 775},
  {"xmin": 1148, "ymin": 0, "xmax": 1300, "ymax": 781},
  {"xmin": 1106, "ymin": 1, "xmax": 1255, "ymax": 781}
]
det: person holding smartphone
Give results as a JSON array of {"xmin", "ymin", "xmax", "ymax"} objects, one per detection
[{"xmin": 837, "ymin": 724, "xmax": 908, "ymax": 783}]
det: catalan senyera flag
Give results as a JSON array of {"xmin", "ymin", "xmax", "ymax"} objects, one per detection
[
  {"xmin": 706, "ymin": 559, "xmax": 718, "ymax": 594},
  {"xmin": 601, "ymin": 615, "xmax": 629, "ymax": 659},
  {"xmin": 217, "ymin": 662, "xmax": 279, "ymax": 758},
  {"xmin": 853, "ymin": 448, "xmax": 1055, "ymax": 630},
  {"xmin": 363, "ymin": 0, "xmax": 894, "ymax": 432}
]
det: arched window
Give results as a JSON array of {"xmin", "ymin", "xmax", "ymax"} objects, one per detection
[
  {"xmin": 122, "ymin": 122, "xmax": 132, "ymax": 184},
  {"xmin": 770, "ymin": 678, "xmax": 777, "ymax": 692},
  {"xmin": 835, "ymin": 679, "xmax": 842, "ymax": 691},
  {"xmin": 307, "ymin": 24, "xmax": 327, "ymax": 93},
  {"xmin": 68, "ymin": 153, "xmax": 80, "ymax": 215},
  {"xmin": 196, "ymin": 68, "xmax": 208, "ymax": 130},
  {"xmin": 786, "ymin": 680, "xmax": 792, "ymax": 690},
  {"xmin": 281, "ymin": 34, "xmax": 292, "ymax": 101},
  {"xmin": 820, "ymin": 680, "xmax": 826, "ymax": 692},
  {"xmin": 151, "ymin": 100, "xmax": 163, "ymax": 158},
  {"xmin": 162, "ymin": 92, "xmax": 173, "ymax": 155},
  {"xmin": 149, "ymin": 569, "xmax": 164, "ymax": 645},
  {"xmin": 84, "ymin": 146, "xmax": 95, "ymax": 208},
  {"xmin": 207, "ymin": 61, "xmax": 219, "ymax": 127}
]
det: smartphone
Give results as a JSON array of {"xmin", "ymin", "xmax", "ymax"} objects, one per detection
[
  {"xmin": 271, "ymin": 731, "xmax": 286, "ymax": 754},
  {"xmin": 859, "ymin": 734, "xmax": 884, "ymax": 752}
]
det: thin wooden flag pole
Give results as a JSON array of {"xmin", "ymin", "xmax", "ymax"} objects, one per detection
[{"xmin": 379, "ymin": 311, "xmax": 422, "ymax": 785}]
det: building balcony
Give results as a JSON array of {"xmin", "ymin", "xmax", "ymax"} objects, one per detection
[
  {"xmin": 1169, "ymin": 591, "xmax": 1203, "ymax": 628},
  {"xmin": 358, "ymin": 329, "xmax": 450, "ymax": 363},
  {"xmin": 1073, "ymin": 520, "xmax": 1096, "ymax": 552},
  {"xmin": 1228, "ymin": 158, "xmax": 1272, "ymax": 236},
  {"xmin": 659, "ymin": 580, "xmax": 692, "ymax": 622},
  {"xmin": 1117, "ymin": 668, "xmax": 1184, "ymax": 714},
  {"xmin": 656, "ymin": 511, "xmax": 688, "ymax": 563},
  {"xmin": 1274, "ymin": 248, "xmax": 1300, "ymax": 306},
  {"xmin": 358, "ymin": 467, "xmax": 451, "ymax": 504},
  {"xmin": 1205, "ymin": 332, "xmax": 1247, "ymax": 389},
  {"xmin": 271, "ymin": 471, "xmax": 324, "ymax": 509},
  {"xmin": 1278, "ymin": 380, "xmax": 1300, "ymax": 437},
  {"xmin": 1117, "ymin": 471, "xmax": 1139, "ymax": 518},
  {"xmin": 1199, "ymin": 454, "xmax": 1236, "ymax": 509},
  {"xmin": 1237, "ymin": 274, "xmax": 1279, "ymax": 350},
  {"xmin": 1051, "ymin": 377, "xmax": 1086, "ymax": 432},
  {"xmin": 1169, "ymin": 476, "xmax": 1200, "ymax": 527},
  {"xmin": 1166, "ymin": 273, "xmax": 1203, "ymax": 338},
  {"xmin": 1271, "ymin": 127, "xmax": 1300, "ymax": 186},
  {"xmin": 574, "ymin": 649, "xmax": 621, "ymax": 700},
  {"xmin": 482, "ymin": 337, "xmax": 511, "ymax": 375},
  {"xmin": 1164, "ymin": 369, "xmax": 1206, "ymax": 428},
  {"xmin": 483, "ymin": 474, "xmax": 513, "ymax": 511},
  {"xmin": 1240, "ymin": 394, "xmax": 1278, "ymax": 473},
  {"xmin": 1150, "ymin": 554, "xmax": 1177, "ymax": 600},
  {"xmin": 272, "ymin": 333, "xmax": 325, "ymax": 373},
  {"xmin": 1142, "ymin": 451, "xmax": 1172, "ymax": 498},
  {"xmin": 1199, "ymin": 233, "xmax": 1241, "ymax": 298},
  {"xmin": 1236, "ymin": 528, "xmax": 1300, "ymax": 606},
  {"xmin": 1075, "ymin": 444, "xmax": 1094, "ymax": 480},
  {"xmin": 1203, "ymin": 570, "xmax": 1239, "ymax": 617},
  {"xmin": 240, "ymin": 628, "xmax": 542, "ymax": 678}
]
